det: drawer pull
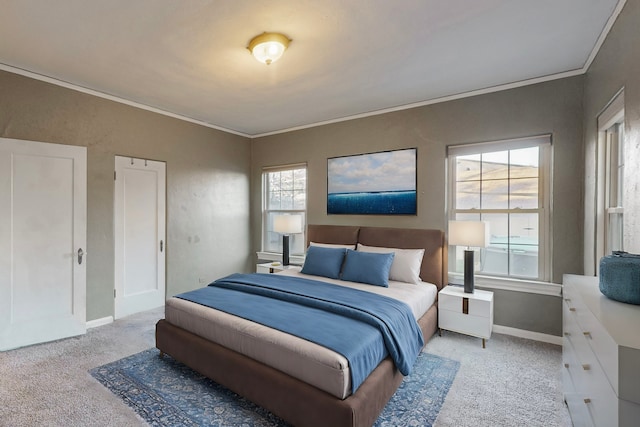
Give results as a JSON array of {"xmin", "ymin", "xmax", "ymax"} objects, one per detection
[
  {"xmin": 564, "ymin": 298, "xmax": 571, "ymax": 302},
  {"xmin": 583, "ymin": 331, "xmax": 592, "ymax": 339},
  {"xmin": 563, "ymin": 332, "xmax": 570, "ymax": 336},
  {"xmin": 564, "ymin": 363, "xmax": 569, "ymax": 368},
  {"xmin": 582, "ymin": 364, "xmax": 590, "ymax": 371},
  {"xmin": 584, "ymin": 398, "xmax": 591, "ymax": 404},
  {"xmin": 462, "ymin": 297, "xmax": 469, "ymax": 315},
  {"xmin": 569, "ymin": 308, "xmax": 576, "ymax": 312}
]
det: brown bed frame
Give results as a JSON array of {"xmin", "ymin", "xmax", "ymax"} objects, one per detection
[{"xmin": 156, "ymin": 225, "xmax": 446, "ymax": 427}]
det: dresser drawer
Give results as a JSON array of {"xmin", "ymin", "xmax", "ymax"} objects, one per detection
[
  {"xmin": 563, "ymin": 335, "xmax": 578, "ymax": 394},
  {"xmin": 564, "ymin": 379, "xmax": 618, "ymax": 427},
  {"xmin": 563, "ymin": 274, "xmax": 640, "ymax": 427},
  {"xmin": 564, "ymin": 284, "xmax": 619, "ymax": 395},
  {"xmin": 585, "ymin": 380, "xmax": 618, "ymax": 427},
  {"xmin": 565, "ymin": 393, "xmax": 594, "ymax": 427},
  {"xmin": 439, "ymin": 292, "xmax": 491, "ymax": 318},
  {"xmin": 577, "ymin": 308, "xmax": 618, "ymax": 394}
]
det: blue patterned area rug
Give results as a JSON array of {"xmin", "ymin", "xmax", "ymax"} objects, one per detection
[{"xmin": 90, "ymin": 348, "xmax": 459, "ymax": 427}]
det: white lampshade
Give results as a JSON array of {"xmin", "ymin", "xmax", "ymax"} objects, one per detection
[
  {"xmin": 273, "ymin": 215, "xmax": 302, "ymax": 234},
  {"xmin": 448, "ymin": 220, "xmax": 489, "ymax": 248},
  {"xmin": 248, "ymin": 32, "xmax": 291, "ymax": 65}
]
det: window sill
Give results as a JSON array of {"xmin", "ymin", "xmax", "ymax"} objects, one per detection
[
  {"xmin": 448, "ymin": 273, "xmax": 562, "ymax": 296},
  {"xmin": 257, "ymin": 251, "xmax": 305, "ymax": 266}
]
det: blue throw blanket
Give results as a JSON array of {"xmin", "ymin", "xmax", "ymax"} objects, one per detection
[{"xmin": 175, "ymin": 273, "xmax": 424, "ymax": 392}]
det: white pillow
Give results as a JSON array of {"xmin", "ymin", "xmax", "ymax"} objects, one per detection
[
  {"xmin": 356, "ymin": 243, "xmax": 425, "ymax": 285},
  {"xmin": 310, "ymin": 241, "xmax": 356, "ymax": 250}
]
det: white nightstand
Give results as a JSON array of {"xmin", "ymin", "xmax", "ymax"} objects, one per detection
[
  {"xmin": 438, "ymin": 285, "xmax": 494, "ymax": 348},
  {"xmin": 256, "ymin": 262, "xmax": 300, "ymax": 274}
]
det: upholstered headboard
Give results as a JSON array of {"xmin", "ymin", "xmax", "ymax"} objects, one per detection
[{"xmin": 307, "ymin": 225, "xmax": 446, "ymax": 290}]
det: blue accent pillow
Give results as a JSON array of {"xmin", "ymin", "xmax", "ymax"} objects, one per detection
[
  {"xmin": 340, "ymin": 249, "xmax": 395, "ymax": 287},
  {"xmin": 301, "ymin": 246, "xmax": 347, "ymax": 279}
]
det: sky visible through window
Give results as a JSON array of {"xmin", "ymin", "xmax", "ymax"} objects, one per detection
[{"xmin": 454, "ymin": 146, "xmax": 540, "ymax": 278}]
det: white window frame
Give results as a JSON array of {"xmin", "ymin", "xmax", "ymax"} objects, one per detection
[
  {"xmin": 447, "ymin": 135, "xmax": 555, "ymax": 293},
  {"xmin": 259, "ymin": 163, "xmax": 307, "ymax": 264},
  {"xmin": 595, "ymin": 89, "xmax": 625, "ymax": 270}
]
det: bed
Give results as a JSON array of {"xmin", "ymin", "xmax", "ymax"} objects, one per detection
[{"xmin": 156, "ymin": 225, "xmax": 446, "ymax": 427}]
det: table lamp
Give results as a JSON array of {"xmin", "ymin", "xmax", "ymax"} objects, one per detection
[
  {"xmin": 273, "ymin": 215, "xmax": 303, "ymax": 266},
  {"xmin": 448, "ymin": 220, "xmax": 489, "ymax": 293}
]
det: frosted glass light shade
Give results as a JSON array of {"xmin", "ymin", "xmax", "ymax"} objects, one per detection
[
  {"xmin": 448, "ymin": 220, "xmax": 489, "ymax": 248},
  {"xmin": 274, "ymin": 214, "xmax": 302, "ymax": 234},
  {"xmin": 248, "ymin": 32, "xmax": 291, "ymax": 65}
]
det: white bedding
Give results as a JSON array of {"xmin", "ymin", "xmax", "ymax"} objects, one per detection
[{"xmin": 164, "ymin": 267, "xmax": 437, "ymax": 399}]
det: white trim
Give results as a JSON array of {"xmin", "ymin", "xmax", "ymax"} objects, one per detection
[
  {"xmin": 262, "ymin": 162, "xmax": 308, "ymax": 173},
  {"xmin": 582, "ymin": 0, "xmax": 627, "ymax": 71},
  {"xmin": 597, "ymin": 89, "xmax": 625, "ymax": 131},
  {"xmin": 253, "ymin": 70, "xmax": 583, "ymax": 138},
  {"xmin": 1, "ymin": 61, "xmax": 581, "ymax": 140},
  {"xmin": 449, "ymin": 273, "xmax": 562, "ymax": 296},
  {"xmin": 86, "ymin": 316, "xmax": 113, "ymax": 329},
  {"xmin": 0, "ymin": 63, "xmax": 251, "ymax": 138},
  {"xmin": 257, "ymin": 251, "xmax": 305, "ymax": 265},
  {"xmin": 2, "ymin": 0, "xmax": 625, "ymax": 140},
  {"xmin": 447, "ymin": 134, "xmax": 551, "ymax": 156},
  {"xmin": 493, "ymin": 324, "xmax": 562, "ymax": 346}
]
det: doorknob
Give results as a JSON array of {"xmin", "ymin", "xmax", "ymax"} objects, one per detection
[{"xmin": 78, "ymin": 248, "xmax": 84, "ymax": 265}]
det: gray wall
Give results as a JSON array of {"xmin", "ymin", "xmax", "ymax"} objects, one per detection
[
  {"xmin": 11, "ymin": 2, "xmax": 632, "ymax": 335},
  {"xmin": 251, "ymin": 76, "xmax": 586, "ymax": 336},
  {"xmin": 0, "ymin": 70, "xmax": 252, "ymax": 321},
  {"xmin": 584, "ymin": 0, "xmax": 640, "ymax": 272}
]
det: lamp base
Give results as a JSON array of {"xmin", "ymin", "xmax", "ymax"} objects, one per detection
[
  {"xmin": 464, "ymin": 249, "xmax": 474, "ymax": 293},
  {"xmin": 282, "ymin": 235, "xmax": 290, "ymax": 266}
]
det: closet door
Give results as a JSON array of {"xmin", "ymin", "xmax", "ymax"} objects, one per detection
[
  {"xmin": 0, "ymin": 138, "xmax": 87, "ymax": 351},
  {"xmin": 114, "ymin": 156, "xmax": 166, "ymax": 319}
]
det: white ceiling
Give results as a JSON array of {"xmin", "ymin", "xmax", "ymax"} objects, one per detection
[{"xmin": 0, "ymin": 0, "xmax": 623, "ymax": 137}]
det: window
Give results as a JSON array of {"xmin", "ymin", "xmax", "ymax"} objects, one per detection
[
  {"xmin": 447, "ymin": 135, "xmax": 552, "ymax": 281},
  {"xmin": 262, "ymin": 164, "xmax": 307, "ymax": 256},
  {"xmin": 604, "ymin": 122, "xmax": 624, "ymax": 253},
  {"xmin": 596, "ymin": 90, "xmax": 625, "ymax": 262}
]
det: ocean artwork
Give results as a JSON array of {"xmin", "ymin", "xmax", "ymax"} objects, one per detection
[{"xmin": 328, "ymin": 148, "xmax": 417, "ymax": 215}]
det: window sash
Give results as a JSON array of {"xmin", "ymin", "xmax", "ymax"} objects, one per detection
[
  {"xmin": 262, "ymin": 165, "xmax": 307, "ymax": 256},
  {"xmin": 604, "ymin": 123, "xmax": 624, "ymax": 254},
  {"xmin": 447, "ymin": 135, "xmax": 551, "ymax": 281}
]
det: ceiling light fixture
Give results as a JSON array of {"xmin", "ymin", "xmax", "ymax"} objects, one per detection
[{"xmin": 248, "ymin": 32, "xmax": 291, "ymax": 65}]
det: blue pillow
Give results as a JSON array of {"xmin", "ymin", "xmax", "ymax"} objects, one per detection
[
  {"xmin": 340, "ymin": 249, "xmax": 395, "ymax": 287},
  {"xmin": 301, "ymin": 246, "xmax": 347, "ymax": 279}
]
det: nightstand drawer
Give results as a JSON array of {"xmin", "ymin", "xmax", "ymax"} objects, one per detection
[
  {"xmin": 438, "ymin": 286, "xmax": 494, "ymax": 346},
  {"xmin": 439, "ymin": 310, "xmax": 492, "ymax": 339},
  {"xmin": 439, "ymin": 292, "xmax": 491, "ymax": 318}
]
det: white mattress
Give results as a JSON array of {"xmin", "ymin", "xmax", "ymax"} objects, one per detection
[{"xmin": 164, "ymin": 267, "xmax": 437, "ymax": 399}]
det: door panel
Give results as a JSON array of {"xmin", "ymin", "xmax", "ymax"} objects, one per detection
[
  {"xmin": 114, "ymin": 156, "xmax": 166, "ymax": 319},
  {"xmin": 13, "ymin": 154, "xmax": 75, "ymax": 322},
  {"xmin": 0, "ymin": 138, "xmax": 86, "ymax": 351}
]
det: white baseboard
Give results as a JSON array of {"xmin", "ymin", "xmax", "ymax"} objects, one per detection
[
  {"xmin": 86, "ymin": 316, "xmax": 114, "ymax": 329},
  {"xmin": 493, "ymin": 324, "xmax": 562, "ymax": 346}
]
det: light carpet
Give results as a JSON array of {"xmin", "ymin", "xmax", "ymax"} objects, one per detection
[
  {"xmin": 90, "ymin": 348, "xmax": 460, "ymax": 426},
  {"xmin": 0, "ymin": 307, "xmax": 571, "ymax": 426}
]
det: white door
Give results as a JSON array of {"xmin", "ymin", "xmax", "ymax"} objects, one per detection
[
  {"xmin": 0, "ymin": 138, "xmax": 87, "ymax": 351},
  {"xmin": 114, "ymin": 156, "xmax": 166, "ymax": 319}
]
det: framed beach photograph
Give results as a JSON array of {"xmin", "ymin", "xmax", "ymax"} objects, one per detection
[{"xmin": 327, "ymin": 148, "xmax": 417, "ymax": 215}]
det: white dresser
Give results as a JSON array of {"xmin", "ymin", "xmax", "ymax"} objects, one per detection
[{"xmin": 562, "ymin": 274, "xmax": 640, "ymax": 426}]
